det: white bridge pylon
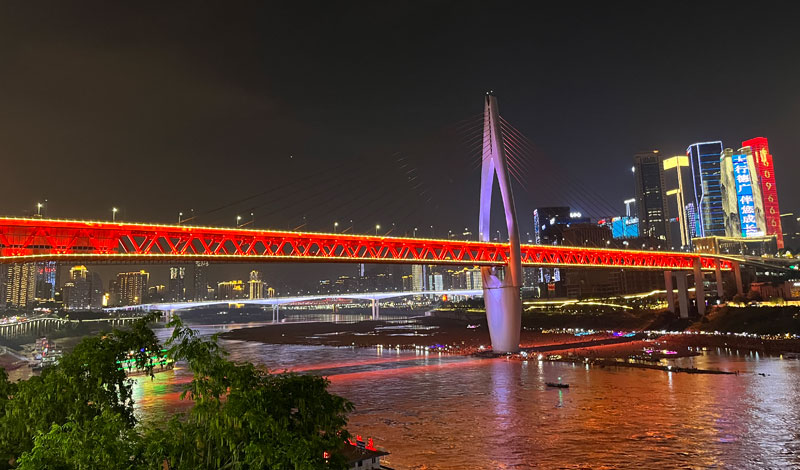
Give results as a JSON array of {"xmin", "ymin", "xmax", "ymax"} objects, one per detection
[{"xmin": 479, "ymin": 93, "xmax": 522, "ymax": 353}]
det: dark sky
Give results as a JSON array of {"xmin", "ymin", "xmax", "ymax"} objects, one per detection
[{"xmin": 2, "ymin": 2, "xmax": 799, "ymax": 287}]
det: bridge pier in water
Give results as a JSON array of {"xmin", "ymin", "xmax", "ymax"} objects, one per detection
[
  {"xmin": 693, "ymin": 259, "xmax": 706, "ymax": 316},
  {"xmin": 371, "ymin": 299, "xmax": 379, "ymax": 320}
]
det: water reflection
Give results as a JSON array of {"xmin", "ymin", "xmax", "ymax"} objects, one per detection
[{"xmin": 128, "ymin": 324, "xmax": 800, "ymax": 469}]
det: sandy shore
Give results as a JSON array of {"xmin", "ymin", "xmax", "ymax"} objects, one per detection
[{"xmin": 221, "ymin": 314, "xmax": 800, "ymax": 362}]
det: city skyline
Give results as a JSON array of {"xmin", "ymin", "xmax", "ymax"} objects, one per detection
[{"xmin": 1, "ymin": 3, "xmax": 798, "ymax": 237}]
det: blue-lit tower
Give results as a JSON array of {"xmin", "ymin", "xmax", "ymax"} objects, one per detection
[{"xmin": 687, "ymin": 141, "xmax": 725, "ymax": 237}]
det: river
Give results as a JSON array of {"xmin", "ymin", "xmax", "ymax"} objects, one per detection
[{"xmin": 130, "ymin": 322, "xmax": 800, "ymax": 469}]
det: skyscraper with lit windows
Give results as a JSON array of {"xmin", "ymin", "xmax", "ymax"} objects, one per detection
[
  {"xmin": 633, "ymin": 151, "xmax": 669, "ymax": 244},
  {"xmin": 687, "ymin": 141, "xmax": 725, "ymax": 237}
]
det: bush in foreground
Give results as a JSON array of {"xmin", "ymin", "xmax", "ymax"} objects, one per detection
[{"xmin": 0, "ymin": 315, "xmax": 353, "ymax": 469}]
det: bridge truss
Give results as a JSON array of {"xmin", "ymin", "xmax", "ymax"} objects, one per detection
[{"xmin": 0, "ymin": 218, "xmax": 731, "ymax": 271}]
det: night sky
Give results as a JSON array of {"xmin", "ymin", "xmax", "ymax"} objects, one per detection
[{"xmin": 2, "ymin": 3, "xmax": 799, "ymax": 287}]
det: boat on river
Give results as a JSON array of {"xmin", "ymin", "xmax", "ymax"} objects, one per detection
[
  {"xmin": 546, "ymin": 382, "xmax": 569, "ymax": 389},
  {"xmin": 117, "ymin": 349, "xmax": 174, "ymax": 376}
]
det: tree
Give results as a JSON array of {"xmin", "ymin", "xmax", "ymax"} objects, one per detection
[
  {"xmin": 140, "ymin": 318, "xmax": 353, "ymax": 469},
  {"xmin": 0, "ymin": 313, "xmax": 160, "ymax": 468},
  {"xmin": 0, "ymin": 315, "xmax": 354, "ymax": 470}
]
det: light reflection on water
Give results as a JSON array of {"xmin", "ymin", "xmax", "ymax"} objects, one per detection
[{"xmin": 132, "ymin": 324, "xmax": 800, "ymax": 469}]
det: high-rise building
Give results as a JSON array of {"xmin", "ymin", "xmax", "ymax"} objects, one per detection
[
  {"xmin": 780, "ymin": 213, "xmax": 799, "ymax": 252},
  {"xmin": 451, "ymin": 267, "xmax": 482, "ymax": 290},
  {"xmin": 63, "ymin": 265, "xmax": 92, "ymax": 310},
  {"xmin": 428, "ymin": 273, "xmax": 444, "ymax": 291},
  {"xmin": 168, "ymin": 266, "xmax": 186, "ymax": 302},
  {"xmin": 116, "ymin": 270, "xmax": 149, "ymax": 306},
  {"xmin": 687, "ymin": 141, "xmax": 725, "ymax": 237},
  {"xmin": 193, "ymin": 261, "xmax": 209, "ymax": 301},
  {"xmin": 34, "ymin": 261, "xmax": 58, "ymax": 300},
  {"xmin": 533, "ymin": 207, "xmax": 570, "ymax": 245},
  {"xmin": 720, "ymin": 147, "xmax": 767, "ymax": 238},
  {"xmin": 248, "ymin": 270, "xmax": 265, "ymax": 299},
  {"xmin": 217, "ymin": 280, "xmax": 245, "ymax": 300},
  {"xmin": 742, "ymin": 137, "xmax": 783, "ymax": 249},
  {"xmin": 633, "ymin": 151, "xmax": 669, "ymax": 244},
  {"xmin": 411, "ymin": 265, "xmax": 427, "ymax": 291},
  {"xmin": 4, "ymin": 263, "xmax": 36, "ymax": 311},
  {"xmin": 662, "ymin": 156, "xmax": 692, "ymax": 248}
]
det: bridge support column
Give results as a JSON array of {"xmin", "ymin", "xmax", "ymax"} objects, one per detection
[
  {"xmin": 714, "ymin": 260, "xmax": 724, "ymax": 299},
  {"xmin": 732, "ymin": 262, "xmax": 744, "ymax": 296},
  {"xmin": 272, "ymin": 305, "xmax": 280, "ymax": 322},
  {"xmin": 664, "ymin": 271, "xmax": 675, "ymax": 313},
  {"xmin": 371, "ymin": 299, "xmax": 379, "ymax": 320},
  {"xmin": 676, "ymin": 273, "xmax": 690, "ymax": 319},
  {"xmin": 482, "ymin": 266, "xmax": 522, "ymax": 353},
  {"xmin": 693, "ymin": 258, "xmax": 706, "ymax": 316}
]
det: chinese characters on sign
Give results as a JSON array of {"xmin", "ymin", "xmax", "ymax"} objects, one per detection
[{"xmin": 732, "ymin": 155, "xmax": 761, "ymax": 238}]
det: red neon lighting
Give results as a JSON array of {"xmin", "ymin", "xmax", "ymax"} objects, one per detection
[
  {"xmin": 742, "ymin": 137, "xmax": 783, "ymax": 249},
  {"xmin": 0, "ymin": 217, "xmax": 731, "ymax": 271}
]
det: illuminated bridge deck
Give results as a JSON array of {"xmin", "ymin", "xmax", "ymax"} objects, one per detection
[{"xmin": 0, "ymin": 217, "xmax": 732, "ymax": 271}]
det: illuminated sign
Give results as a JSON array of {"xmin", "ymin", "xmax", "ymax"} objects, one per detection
[
  {"xmin": 743, "ymin": 138, "xmax": 783, "ymax": 248},
  {"xmin": 732, "ymin": 154, "xmax": 762, "ymax": 237}
]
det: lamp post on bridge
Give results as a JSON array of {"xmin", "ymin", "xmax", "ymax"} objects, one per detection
[
  {"xmin": 178, "ymin": 212, "xmax": 183, "ymax": 224},
  {"xmin": 236, "ymin": 215, "xmax": 242, "ymax": 227},
  {"xmin": 413, "ymin": 227, "xmax": 418, "ymax": 238},
  {"xmin": 112, "ymin": 207, "xmax": 118, "ymax": 222},
  {"xmin": 334, "ymin": 222, "xmax": 339, "ymax": 233},
  {"xmin": 375, "ymin": 224, "xmax": 381, "ymax": 236}
]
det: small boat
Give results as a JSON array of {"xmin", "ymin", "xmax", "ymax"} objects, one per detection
[{"xmin": 546, "ymin": 382, "xmax": 569, "ymax": 389}]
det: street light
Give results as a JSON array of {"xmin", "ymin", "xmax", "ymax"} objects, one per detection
[
  {"xmin": 236, "ymin": 215, "xmax": 242, "ymax": 227},
  {"xmin": 375, "ymin": 224, "xmax": 381, "ymax": 235},
  {"xmin": 112, "ymin": 207, "xmax": 118, "ymax": 222},
  {"xmin": 413, "ymin": 227, "xmax": 418, "ymax": 238},
  {"xmin": 178, "ymin": 212, "xmax": 183, "ymax": 224},
  {"xmin": 334, "ymin": 222, "xmax": 339, "ymax": 233},
  {"xmin": 36, "ymin": 203, "xmax": 43, "ymax": 217}
]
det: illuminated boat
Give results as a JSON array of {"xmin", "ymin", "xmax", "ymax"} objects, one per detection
[{"xmin": 117, "ymin": 349, "xmax": 174, "ymax": 376}]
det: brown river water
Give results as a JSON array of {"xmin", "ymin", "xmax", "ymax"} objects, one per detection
[{"xmin": 127, "ymin": 322, "xmax": 800, "ymax": 469}]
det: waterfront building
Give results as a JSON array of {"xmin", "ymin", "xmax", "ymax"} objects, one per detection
[
  {"xmin": 217, "ymin": 280, "xmax": 245, "ymax": 300},
  {"xmin": 533, "ymin": 207, "xmax": 570, "ymax": 245},
  {"xmin": 168, "ymin": 266, "xmax": 186, "ymax": 302},
  {"xmin": 720, "ymin": 147, "xmax": 767, "ymax": 238},
  {"xmin": 34, "ymin": 261, "xmax": 58, "ymax": 300},
  {"xmin": 610, "ymin": 217, "xmax": 639, "ymax": 239},
  {"xmin": 193, "ymin": 261, "xmax": 209, "ymax": 301},
  {"xmin": 780, "ymin": 212, "xmax": 799, "ymax": 252},
  {"xmin": 248, "ymin": 270, "xmax": 265, "ymax": 299},
  {"xmin": 428, "ymin": 273, "xmax": 444, "ymax": 291},
  {"xmin": 633, "ymin": 151, "xmax": 669, "ymax": 244},
  {"xmin": 4, "ymin": 263, "xmax": 36, "ymax": 311},
  {"xmin": 561, "ymin": 223, "xmax": 611, "ymax": 247},
  {"xmin": 662, "ymin": 155, "xmax": 692, "ymax": 248},
  {"xmin": 742, "ymin": 137, "xmax": 783, "ymax": 249},
  {"xmin": 401, "ymin": 274, "xmax": 413, "ymax": 291},
  {"xmin": 687, "ymin": 141, "xmax": 725, "ymax": 237},
  {"xmin": 63, "ymin": 266, "xmax": 91, "ymax": 310},
  {"xmin": 116, "ymin": 270, "xmax": 150, "ymax": 305},
  {"xmin": 411, "ymin": 265, "xmax": 427, "ymax": 291}
]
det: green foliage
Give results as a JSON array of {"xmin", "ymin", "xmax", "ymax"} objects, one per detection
[{"xmin": 0, "ymin": 314, "xmax": 354, "ymax": 470}]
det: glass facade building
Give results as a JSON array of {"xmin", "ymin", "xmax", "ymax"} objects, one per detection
[
  {"xmin": 633, "ymin": 151, "xmax": 669, "ymax": 243},
  {"xmin": 687, "ymin": 141, "xmax": 725, "ymax": 237}
]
